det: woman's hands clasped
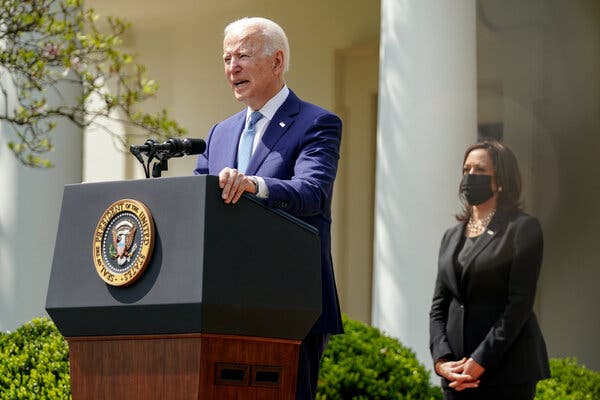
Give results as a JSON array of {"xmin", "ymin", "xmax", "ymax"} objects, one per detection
[{"xmin": 435, "ymin": 357, "xmax": 485, "ymax": 391}]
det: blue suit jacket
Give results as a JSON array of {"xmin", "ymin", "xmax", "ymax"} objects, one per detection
[{"xmin": 194, "ymin": 90, "xmax": 343, "ymax": 335}]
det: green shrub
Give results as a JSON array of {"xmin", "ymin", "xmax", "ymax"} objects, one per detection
[
  {"xmin": 535, "ymin": 358, "xmax": 600, "ymax": 400},
  {"xmin": 0, "ymin": 318, "xmax": 71, "ymax": 399},
  {"xmin": 3, "ymin": 317, "xmax": 599, "ymax": 400},
  {"xmin": 317, "ymin": 315, "xmax": 442, "ymax": 400}
]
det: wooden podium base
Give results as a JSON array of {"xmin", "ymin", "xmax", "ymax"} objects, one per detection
[{"xmin": 67, "ymin": 333, "xmax": 301, "ymax": 400}]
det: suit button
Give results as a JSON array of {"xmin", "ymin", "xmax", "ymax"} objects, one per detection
[{"xmin": 460, "ymin": 304, "xmax": 464, "ymax": 309}]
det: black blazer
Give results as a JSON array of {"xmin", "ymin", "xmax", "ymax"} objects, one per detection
[{"xmin": 429, "ymin": 211, "xmax": 550, "ymax": 387}]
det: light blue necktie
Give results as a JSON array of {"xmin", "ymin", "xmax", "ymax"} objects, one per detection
[{"xmin": 237, "ymin": 111, "xmax": 263, "ymax": 173}]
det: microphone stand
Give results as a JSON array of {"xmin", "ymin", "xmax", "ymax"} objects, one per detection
[
  {"xmin": 151, "ymin": 152, "xmax": 169, "ymax": 178},
  {"xmin": 130, "ymin": 140, "xmax": 170, "ymax": 179}
]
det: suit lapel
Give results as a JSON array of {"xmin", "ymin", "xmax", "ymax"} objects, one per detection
[
  {"xmin": 441, "ymin": 224, "xmax": 464, "ymax": 300},
  {"xmin": 459, "ymin": 212, "xmax": 507, "ymax": 284},
  {"xmin": 245, "ymin": 91, "xmax": 301, "ymax": 175}
]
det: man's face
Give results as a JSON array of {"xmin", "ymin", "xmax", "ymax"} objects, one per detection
[{"xmin": 223, "ymin": 31, "xmax": 282, "ymax": 110}]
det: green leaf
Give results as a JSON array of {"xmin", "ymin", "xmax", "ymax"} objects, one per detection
[{"xmin": 1, "ymin": 0, "xmax": 187, "ymax": 168}]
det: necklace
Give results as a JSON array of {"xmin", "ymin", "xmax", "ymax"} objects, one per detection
[{"xmin": 467, "ymin": 209, "xmax": 496, "ymax": 236}]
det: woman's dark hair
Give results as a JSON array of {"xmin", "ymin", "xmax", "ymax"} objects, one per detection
[{"xmin": 456, "ymin": 138, "xmax": 522, "ymax": 221}]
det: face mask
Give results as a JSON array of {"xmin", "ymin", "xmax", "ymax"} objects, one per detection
[{"xmin": 461, "ymin": 174, "xmax": 493, "ymax": 206}]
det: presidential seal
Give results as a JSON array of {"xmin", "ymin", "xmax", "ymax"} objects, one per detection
[{"xmin": 93, "ymin": 199, "xmax": 155, "ymax": 286}]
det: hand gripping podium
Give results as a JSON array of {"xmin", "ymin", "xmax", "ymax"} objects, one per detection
[{"xmin": 45, "ymin": 175, "xmax": 322, "ymax": 400}]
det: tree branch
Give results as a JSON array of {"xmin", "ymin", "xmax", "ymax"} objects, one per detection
[{"xmin": 0, "ymin": 0, "xmax": 186, "ymax": 168}]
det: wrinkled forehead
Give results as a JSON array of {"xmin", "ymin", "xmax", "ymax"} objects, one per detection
[{"xmin": 223, "ymin": 28, "xmax": 264, "ymax": 53}]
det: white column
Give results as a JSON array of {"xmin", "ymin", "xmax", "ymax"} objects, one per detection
[
  {"xmin": 0, "ymin": 78, "xmax": 82, "ymax": 332},
  {"xmin": 82, "ymin": 110, "xmax": 129, "ymax": 182},
  {"xmin": 373, "ymin": 0, "xmax": 477, "ymax": 370}
]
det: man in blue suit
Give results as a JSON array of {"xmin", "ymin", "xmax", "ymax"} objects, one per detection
[{"xmin": 193, "ymin": 17, "xmax": 343, "ymax": 400}]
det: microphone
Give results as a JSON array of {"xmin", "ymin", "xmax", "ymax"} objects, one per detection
[{"xmin": 130, "ymin": 138, "xmax": 206, "ymax": 158}]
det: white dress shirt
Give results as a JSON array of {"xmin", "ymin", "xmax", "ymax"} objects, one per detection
[{"xmin": 244, "ymin": 85, "xmax": 290, "ymax": 198}]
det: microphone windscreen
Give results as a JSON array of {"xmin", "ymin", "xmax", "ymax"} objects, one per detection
[{"xmin": 185, "ymin": 138, "xmax": 206, "ymax": 155}]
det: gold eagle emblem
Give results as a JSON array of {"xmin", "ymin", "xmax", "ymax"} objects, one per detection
[{"xmin": 111, "ymin": 220, "xmax": 137, "ymax": 266}]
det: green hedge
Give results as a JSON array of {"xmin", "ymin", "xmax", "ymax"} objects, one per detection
[
  {"xmin": 317, "ymin": 315, "xmax": 442, "ymax": 400},
  {"xmin": 2, "ymin": 317, "xmax": 600, "ymax": 400},
  {"xmin": 0, "ymin": 318, "xmax": 70, "ymax": 399},
  {"xmin": 535, "ymin": 358, "xmax": 600, "ymax": 400}
]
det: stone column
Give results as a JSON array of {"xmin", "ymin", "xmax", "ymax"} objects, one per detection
[
  {"xmin": 0, "ymin": 77, "xmax": 82, "ymax": 332},
  {"xmin": 372, "ymin": 0, "xmax": 477, "ymax": 369}
]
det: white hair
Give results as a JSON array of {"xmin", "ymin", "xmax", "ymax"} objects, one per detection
[{"xmin": 224, "ymin": 17, "xmax": 290, "ymax": 72}]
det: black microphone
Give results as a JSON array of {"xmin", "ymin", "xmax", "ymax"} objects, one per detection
[
  {"xmin": 130, "ymin": 138, "xmax": 206, "ymax": 158},
  {"xmin": 161, "ymin": 137, "xmax": 206, "ymax": 157}
]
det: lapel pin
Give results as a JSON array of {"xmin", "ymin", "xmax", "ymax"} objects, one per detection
[
  {"xmin": 487, "ymin": 230, "xmax": 494, "ymax": 235},
  {"xmin": 279, "ymin": 122, "xmax": 286, "ymax": 128}
]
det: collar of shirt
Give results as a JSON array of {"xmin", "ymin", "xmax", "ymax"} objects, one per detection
[{"xmin": 245, "ymin": 85, "xmax": 290, "ymax": 152}]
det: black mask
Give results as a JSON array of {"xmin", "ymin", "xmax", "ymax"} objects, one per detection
[{"xmin": 461, "ymin": 174, "xmax": 493, "ymax": 205}]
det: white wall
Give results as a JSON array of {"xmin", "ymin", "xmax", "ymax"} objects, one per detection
[
  {"xmin": 332, "ymin": 47, "xmax": 380, "ymax": 324},
  {"xmin": 477, "ymin": 0, "xmax": 600, "ymax": 371},
  {"xmin": 534, "ymin": 0, "xmax": 600, "ymax": 370}
]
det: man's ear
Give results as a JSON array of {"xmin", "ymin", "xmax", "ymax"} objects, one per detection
[{"xmin": 273, "ymin": 50, "xmax": 284, "ymax": 72}]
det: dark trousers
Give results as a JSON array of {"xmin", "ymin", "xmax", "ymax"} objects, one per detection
[
  {"xmin": 443, "ymin": 381, "xmax": 536, "ymax": 400},
  {"xmin": 295, "ymin": 333, "xmax": 330, "ymax": 400}
]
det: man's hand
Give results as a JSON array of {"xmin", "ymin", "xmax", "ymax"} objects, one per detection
[{"xmin": 218, "ymin": 167, "xmax": 257, "ymax": 204}]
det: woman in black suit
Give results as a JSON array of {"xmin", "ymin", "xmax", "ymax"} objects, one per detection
[{"xmin": 429, "ymin": 139, "xmax": 550, "ymax": 400}]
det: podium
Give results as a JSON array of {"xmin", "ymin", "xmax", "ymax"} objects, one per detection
[{"xmin": 45, "ymin": 175, "xmax": 322, "ymax": 400}]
